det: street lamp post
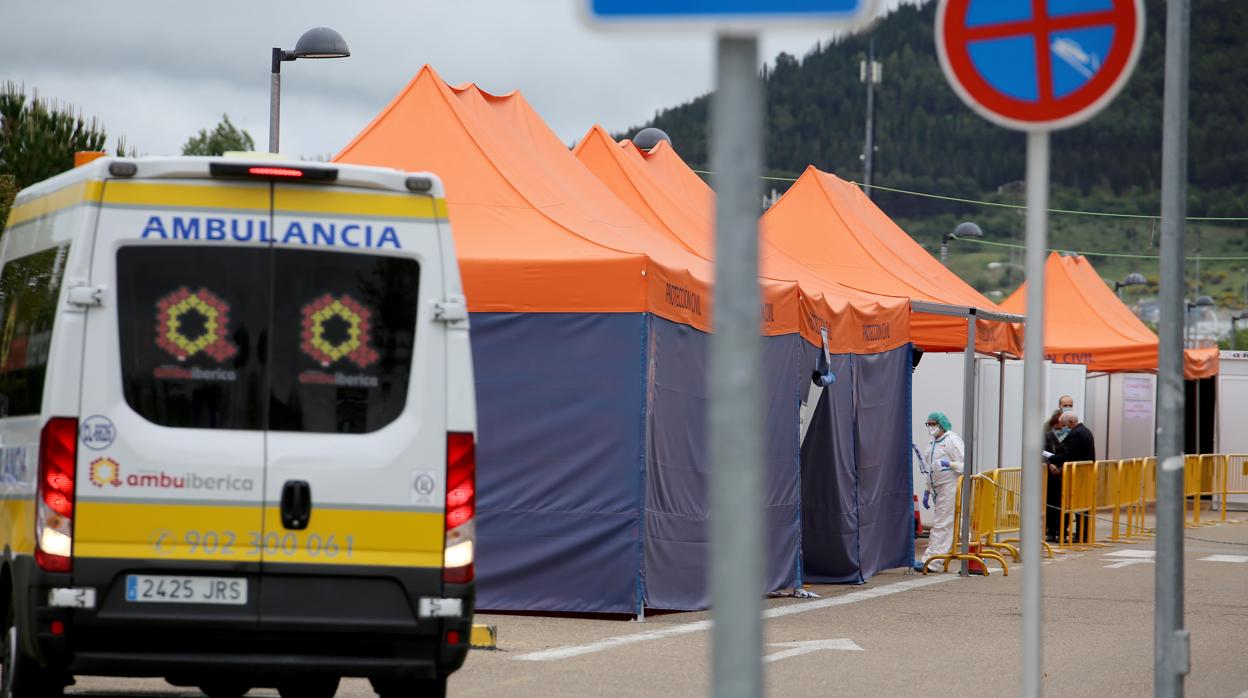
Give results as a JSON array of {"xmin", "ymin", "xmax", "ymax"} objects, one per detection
[
  {"xmin": 1114, "ymin": 272, "xmax": 1148, "ymax": 299},
  {"xmin": 1185, "ymin": 295, "xmax": 1215, "ymax": 348},
  {"xmin": 941, "ymin": 221, "xmax": 983, "ymax": 266},
  {"xmin": 270, "ymin": 27, "xmax": 351, "ymax": 154}
]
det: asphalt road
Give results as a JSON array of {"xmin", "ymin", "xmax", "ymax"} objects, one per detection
[{"xmin": 69, "ymin": 517, "xmax": 1248, "ymax": 697}]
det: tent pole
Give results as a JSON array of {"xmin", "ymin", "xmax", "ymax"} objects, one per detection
[{"xmin": 957, "ymin": 313, "xmax": 977, "ymax": 576}]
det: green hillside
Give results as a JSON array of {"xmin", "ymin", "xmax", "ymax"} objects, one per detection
[{"xmin": 627, "ymin": 0, "xmax": 1248, "ymax": 310}]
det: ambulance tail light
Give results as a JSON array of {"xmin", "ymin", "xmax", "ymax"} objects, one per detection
[
  {"xmin": 444, "ymin": 432, "xmax": 475, "ymax": 584},
  {"xmin": 36, "ymin": 418, "xmax": 77, "ymax": 573}
]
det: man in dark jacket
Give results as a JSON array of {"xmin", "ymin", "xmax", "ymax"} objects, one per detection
[{"xmin": 1046, "ymin": 412, "xmax": 1096, "ymax": 542}]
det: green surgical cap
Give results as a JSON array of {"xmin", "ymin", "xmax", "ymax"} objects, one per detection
[{"xmin": 927, "ymin": 412, "xmax": 952, "ymax": 431}]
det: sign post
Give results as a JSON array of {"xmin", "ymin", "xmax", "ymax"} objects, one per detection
[
  {"xmin": 587, "ymin": 3, "xmax": 874, "ymax": 697},
  {"xmin": 935, "ymin": 1, "xmax": 1144, "ymax": 695}
]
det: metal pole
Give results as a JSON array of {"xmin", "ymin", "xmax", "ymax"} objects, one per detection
[
  {"xmin": 998, "ymin": 355, "xmax": 1006, "ymax": 469},
  {"xmin": 1157, "ymin": 0, "xmax": 1192, "ymax": 693},
  {"xmin": 863, "ymin": 38, "xmax": 876, "ymax": 199},
  {"xmin": 269, "ymin": 48, "xmax": 283, "ymax": 153},
  {"xmin": 958, "ymin": 315, "xmax": 978, "ymax": 576},
  {"xmin": 941, "ymin": 241, "xmax": 949, "ymax": 266},
  {"xmin": 1020, "ymin": 129, "xmax": 1049, "ymax": 698},
  {"xmin": 710, "ymin": 33, "xmax": 764, "ymax": 698}
]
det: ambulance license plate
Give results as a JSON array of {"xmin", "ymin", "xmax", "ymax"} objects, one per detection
[{"xmin": 125, "ymin": 575, "xmax": 247, "ymax": 605}]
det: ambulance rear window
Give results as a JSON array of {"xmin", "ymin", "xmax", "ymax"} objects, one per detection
[
  {"xmin": 117, "ymin": 246, "xmax": 418, "ymax": 434},
  {"xmin": 267, "ymin": 249, "xmax": 418, "ymax": 434},
  {"xmin": 117, "ymin": 246, "xmax": 268, "ymax": 430}
]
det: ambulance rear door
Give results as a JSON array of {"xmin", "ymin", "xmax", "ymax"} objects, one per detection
[
  {"xmin": 258, "ymin": 181, "xmax": 447, "ymax": 631},
  {"xmin": 74, "ymin": 177, "xmax": 272, "ymax": 626}
]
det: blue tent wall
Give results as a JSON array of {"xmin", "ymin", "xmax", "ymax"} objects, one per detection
[
  {"xmin": 798, "ymin": 353, "xmax": 861, "ymax": 583},
  {"xmin": 851, "ymin": 346, "xmax": 915, "ymax": 578},
  {"xmin": 641, "ymin": 317, "xmax": 804, "ymax": 610},
  {"xmin": 471, "ymin": 313, "xmax": 646, "ymax": 613},
  {"xmin": 470, "ymin": 311, "xmax": 908, "ymax": 611},
  {"xmin": 799, "ymin": 344, "xmax": 912, "ymax": 584}
]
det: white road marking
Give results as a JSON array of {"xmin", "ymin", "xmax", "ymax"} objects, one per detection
[
  {"xmin": 764, "ymin": 638, "xmax": 863, "ymax": 664},
  {"xmin": 1104, "ymin": 559, "xmax": 1153, "ymax": 569},
  {"xmin": 1103, "ymin": 549, "xmax": 1155, "ymax": 558},
  {"xmin": 1197, "ymin": 554, "xmax": 1248, "ymax": 563},
  {"xmin": 512, "ymin": 575, "xmax": 955, "ymax": 662}
]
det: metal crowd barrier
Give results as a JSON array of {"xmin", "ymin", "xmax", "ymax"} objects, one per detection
[
  {"xmin": 917, "ymin": 475, "xmax": 1010, "ymax": 576},
  {"xmin": 928, "ymin": 455, "xmax": 1243, "ymax": 571}
]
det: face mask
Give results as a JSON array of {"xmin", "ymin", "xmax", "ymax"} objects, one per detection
[
  {"xmin": 1061, "ymin": 406, "xmax": 1073, "ymax": 413},
  {"xmin": 927, "ymin": 425, "xmax": 939, "ymax": 436},
  {"xmin": 1056, "ymin": 427, "xmax": 1071, "ymax": 441}
]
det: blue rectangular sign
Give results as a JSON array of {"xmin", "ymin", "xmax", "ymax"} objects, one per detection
[{"xmin": 588, "ymin": 0, "xmax": 871, "ymax": 24}]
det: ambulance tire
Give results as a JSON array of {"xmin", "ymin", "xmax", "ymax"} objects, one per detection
[
  {"xmin": 277, "ymin": 676, "xmax": 340, "ymax": 698},
  {"xmin": 369, "ymin": 676, "xmax": 447, "ymax": 698},
  {"xmin": 1, "ymin": 603, "xmax": 63, "ymax": 698}
]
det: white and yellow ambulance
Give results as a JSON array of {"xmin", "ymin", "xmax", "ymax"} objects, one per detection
[{"xmin": 0, "ymin": 156, "xmax": 476, "ymax": 697}]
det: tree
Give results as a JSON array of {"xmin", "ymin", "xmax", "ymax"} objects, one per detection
[
  {"xmin": 182, "ymin": 114, "xmax": 255, "ymax": 156},
  {"xmin": 0, "ymin": 82, "xmax": 110, "ymax": 190},
  {"xmin": 0, "ymin": 174, "xmax": 17, "ymax": 232}
]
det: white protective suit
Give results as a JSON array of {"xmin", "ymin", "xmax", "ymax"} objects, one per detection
[{"xmin": 919, "ymin": 430, "xmax": 965, "ymax": 566}]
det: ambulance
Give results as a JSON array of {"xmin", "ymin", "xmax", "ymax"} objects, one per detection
[{"xmin": 0, "ymin": 156, "xmax": 476, "ymax": 697}]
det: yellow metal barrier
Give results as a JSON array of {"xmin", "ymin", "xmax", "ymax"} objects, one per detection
[
  {"xmin": 1183, "ymin": 455, "xmax": 1217, "ymax": 527},
  {"xmin": 1113, "ymin": 458, "xmax": 1149, "ymax": 542},
  {"xmin": 1223, "ymin": 454, "xmax": 1248, "ymax": 522},
  {"xmin": 918, "ymin": 476, "xmax": 1010, "ymax": 576},
  {"xmin": 1060, "ymin": 461, "xmax": 1105, "ymax": 549},
  {"xmin": 972, "ymin": 468, "xmax": 1057, "ymax": 561}
]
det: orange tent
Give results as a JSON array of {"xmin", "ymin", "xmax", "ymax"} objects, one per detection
[
  {"xmin": 573, "ymin": 126, "xmax": 912, "ymax": 353},
  {"xmin": 332, "ymin": 66, "xmax": 911, "ymax": 353},
  {"xmin": 757, "ymin": 167, "xmax": 1023, "ymax": 355},
  {"xmin": 1001, "ymin": 253, "xmax": 1218, "ymax": 379}
]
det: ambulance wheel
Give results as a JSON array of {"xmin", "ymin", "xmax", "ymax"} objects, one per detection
[
  {"xmin": 277, "ymin": 676, "xmax": 339, "ymax": 698},
  {"xmin": 370, "ymin": 676, "xmax": 447, "ymax": 698},
  {"xmin": 1, "ymin": 604, "xmax": 63, "ymax": 698},
  {"xmin": 198, "ymin": 680, "xmax": 251, "ymax": 698}
]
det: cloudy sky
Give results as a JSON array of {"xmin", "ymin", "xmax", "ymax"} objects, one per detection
[{"xmin": 3, "ymin": 1, "xmax": 913, "ymax": 159}]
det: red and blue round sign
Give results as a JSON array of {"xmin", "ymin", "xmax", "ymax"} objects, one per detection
[{"xmin": 936, "ymin": 0, "xmax": 1145, "ymax": 131}]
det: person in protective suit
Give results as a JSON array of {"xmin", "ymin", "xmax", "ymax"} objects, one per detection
[{"xmin": 915, "ymin": 411, "xmax": 965, "ymax": 572}]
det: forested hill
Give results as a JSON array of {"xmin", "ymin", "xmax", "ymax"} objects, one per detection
[{"xmin": 627, "ymin": 0, "xmax": 1248, "ymax": 218}]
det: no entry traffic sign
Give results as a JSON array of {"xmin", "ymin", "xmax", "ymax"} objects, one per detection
[{"xmin": 936, "ymin": 0, "xmax": 1145, "ymax": 131}]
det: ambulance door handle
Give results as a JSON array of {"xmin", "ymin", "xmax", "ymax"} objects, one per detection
[{"xmin": 281, "ymin": 480, "xmax": 312, "ymax": 530}]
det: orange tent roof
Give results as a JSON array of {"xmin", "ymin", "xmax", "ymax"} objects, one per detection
[
  {"xmin": 574, "ymin": 127, "xmax": 911, "ymax": 353},
  {"xmin": 335, "ymin": 65, "xmax": 745, "ymax": 332},
  {"xmin": 1001, "ymin": 253, "xmax": 1218, "ymax": 379},
  {"xmin": 757, "ymin": 167, "xmax": 1023, "ymax": 355}
]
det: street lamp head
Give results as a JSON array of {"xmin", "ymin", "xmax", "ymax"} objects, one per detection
[
  {"xmin": 945, "ymin": 221, "xmax": 983, "ymax": 244},
  {"xmin": 633, "ymin": 128, "xmax": 671, "ymax": 152},
  {"xmin": 1194, "ymin": 295, "xmax": 1215, "ymax": 308},
  {"xmin": 1115, "ymin": 272, "xmax": 1148, "ymax": 292},
  {"xmin": 291, "ymin": 27, "xmax": 350, "ymax": 59}
]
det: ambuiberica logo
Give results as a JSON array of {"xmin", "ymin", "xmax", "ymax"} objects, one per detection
[
  {"xmin": 153, "ymin": 287, "xmax": 239, "ymax": 383},
  {"xmin": 297, "ymin": 293, "xmax": 381, "ymax": 388},
  {"xmin": 88, "ymin": 458, "xmax": 255, "ymax": 492}
]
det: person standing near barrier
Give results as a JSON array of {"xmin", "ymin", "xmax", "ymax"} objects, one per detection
[
  {"xmin": 914, "ymin": 412, "xmax": 964, "ymax": 572},
  {"xmin": 1043, "ymin": 410, "xmax": 1066, "ymax": 540},
  {"xmin": 1046, "ymin": 412, "xmax": 1096, "ymax": 542}
]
